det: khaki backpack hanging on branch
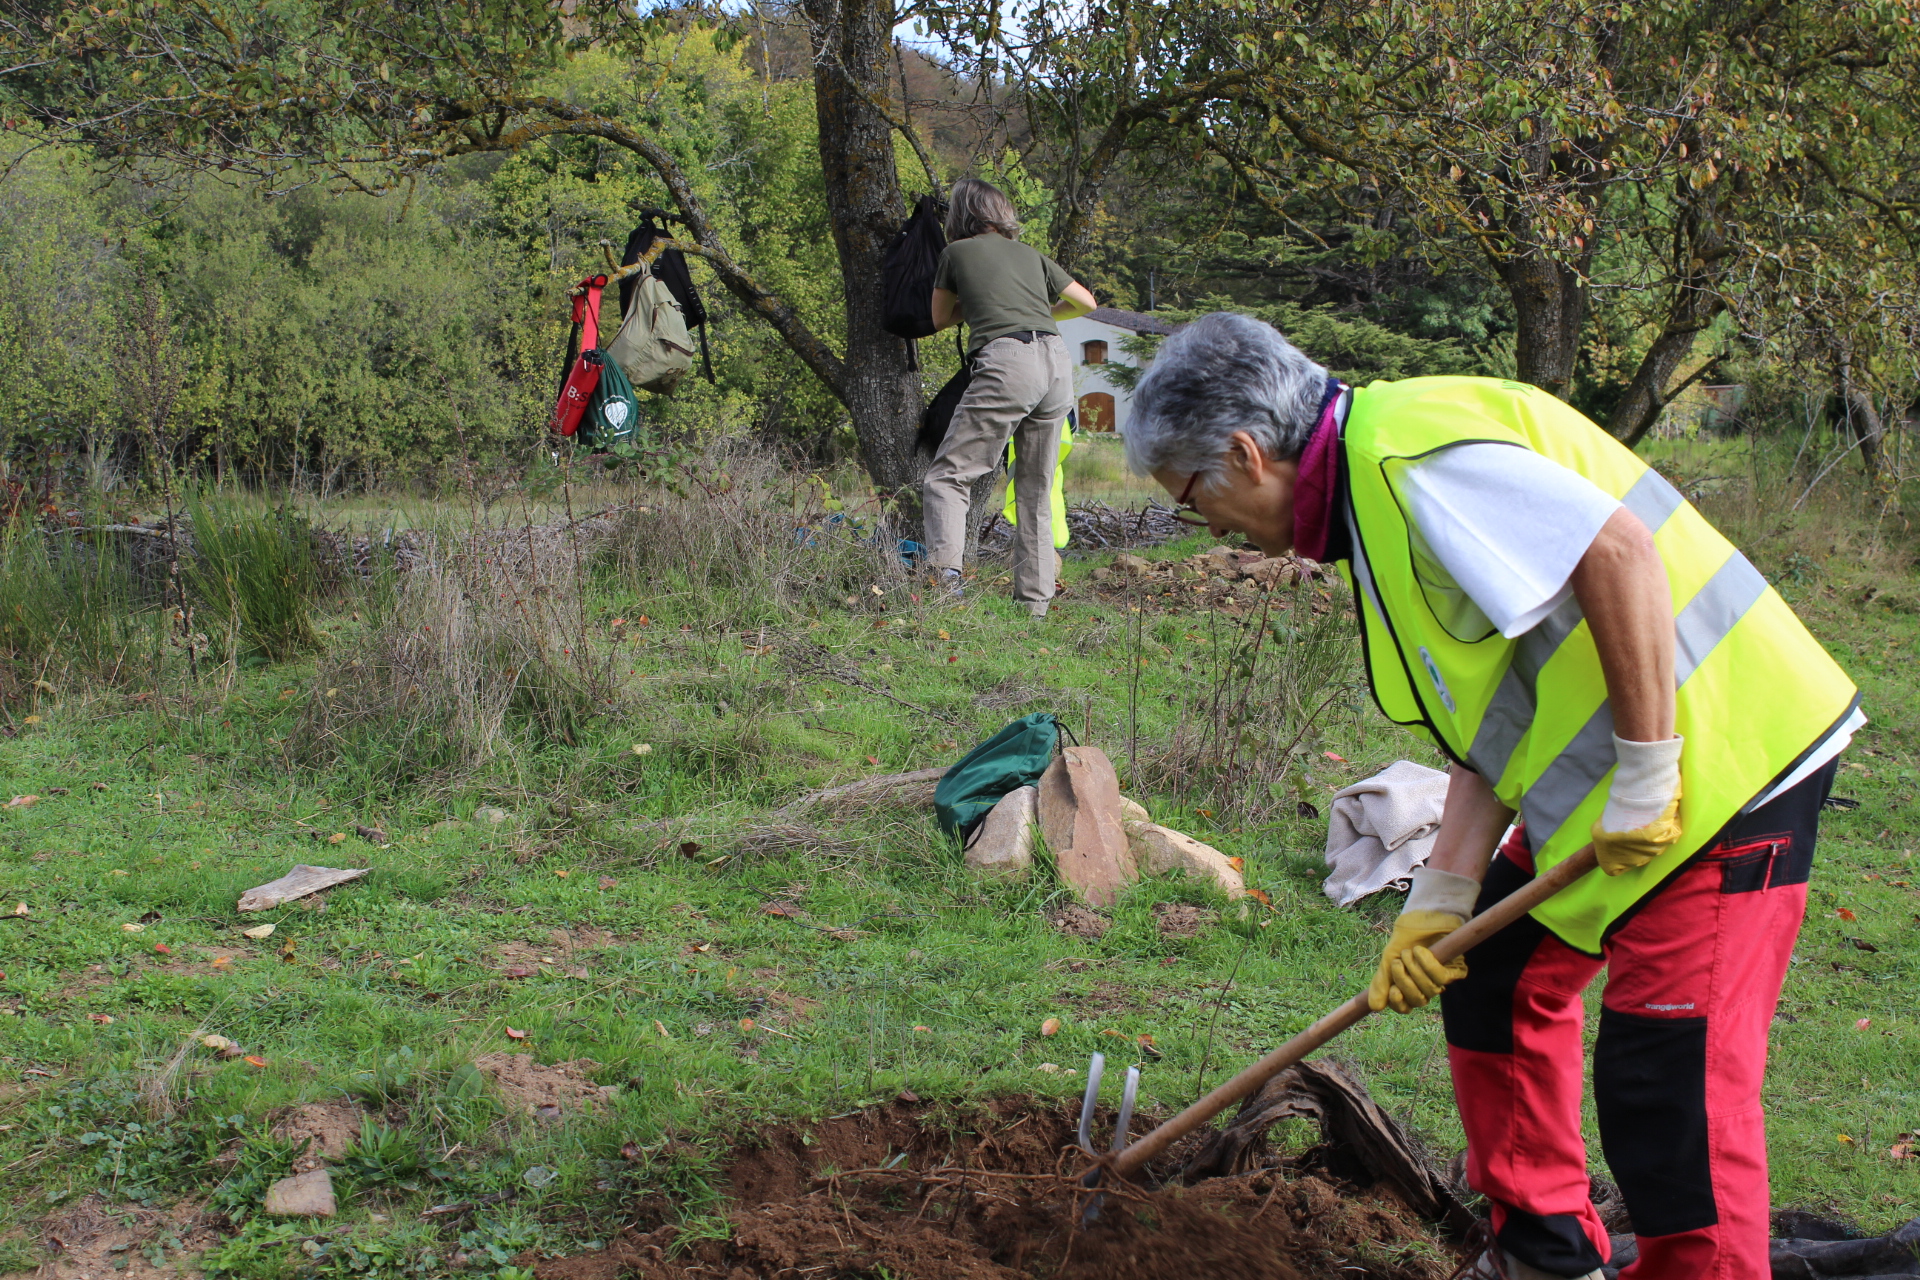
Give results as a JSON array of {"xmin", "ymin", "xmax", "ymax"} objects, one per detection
[{"xmin": 606, "ymin": 263, "xmax": 695, "ymax": 395}]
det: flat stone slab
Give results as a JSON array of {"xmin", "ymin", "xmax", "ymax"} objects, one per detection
[
  {"xmin": 964, "ymin": 786, "xmax": 1037, "ymax": 877},
  {"xmin": 263, "ymin": 1168, "xmax": 336, "ymax": 1217},
  {"xmin": 237, "ymin": 865, "xmax": 368, "ymax": 912},
  {"xmin": 1127, "ymin": 822, "xmax": 1245, "ymax": 898},
  {"xmin": 1038, "ymin": 746, "xmax": 1137, "ymax": 907}
]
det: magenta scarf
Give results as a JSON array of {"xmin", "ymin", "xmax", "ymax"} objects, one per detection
[{"xmin": 1291, "ymin": 382, "xmax": 1346, "ymax": 561}]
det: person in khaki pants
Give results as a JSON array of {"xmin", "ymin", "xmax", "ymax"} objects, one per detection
[{"xmin": 925, "ymin": 178, "xmax": 1097, "ymax": 617}]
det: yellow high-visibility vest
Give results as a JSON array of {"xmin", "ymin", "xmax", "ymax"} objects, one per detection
[
  {"xmin": 1341, "ymin": 377, "xmax": 1858, "ymax": 952},
  {"xmin": 1004, "ymin": 422, "xmax": 1073, "ymax": 550}
]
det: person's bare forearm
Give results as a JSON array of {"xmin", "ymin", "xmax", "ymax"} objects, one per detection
[
  {"xmin": 1570, "ymin": 507, "xmax": 1675, "ymax": 743},
  {"xmin": 1426, "ymin": 764, "xmax": 1515, "ymax": 883}
]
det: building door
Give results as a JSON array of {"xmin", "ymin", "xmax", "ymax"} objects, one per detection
[{"xmin": 1079, "ymin": 392, "xmax": 1116, "ymax": 432}]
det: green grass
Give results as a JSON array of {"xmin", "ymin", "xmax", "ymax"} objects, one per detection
[{"xmin": 0, "ymin": 467, "xmax": 1915, "ymax": 1274}]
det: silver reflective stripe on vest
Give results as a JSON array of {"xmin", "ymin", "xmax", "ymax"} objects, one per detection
[
  {"xmin": 1467, "ymin": 596, "xmax": 1584, "ymax": 782},
  {"xmin": 1619, "ymin": 467, "xmax": 1685, "ymax": 535},
  {"xmin": 1674, "ymin": 552, "xmax": 1768, "ymax": 685},
  {"xmin": 1521, "ymin": 549, "xmax": 1770, "ymax": 851},
  {"xmin": 1463, "ymin": 468, "xmax": 1686, "ymax": 788}
]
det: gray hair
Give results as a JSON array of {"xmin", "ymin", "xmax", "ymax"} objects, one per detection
[
  {"xmin": 1124, "ymin": 312, "xmax": 1331, "ymax": 482},
  {"xmin": 945, "ymin": 177, "xmax": 1022, "ymax": 241}
]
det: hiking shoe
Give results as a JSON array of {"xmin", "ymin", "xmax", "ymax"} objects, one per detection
[
  {"xmin": 1451, "ymin": 1222, "xmax": 1603, "ymax": 1280},
  {"xmin": 932, "ymin": 568, "xmax": 964, "ymax": 599}
]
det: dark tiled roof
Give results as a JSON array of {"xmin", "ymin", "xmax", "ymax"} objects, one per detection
[{"xmin": 1085, "ymin": 306, "xmax": 1174, "ymax": 336}]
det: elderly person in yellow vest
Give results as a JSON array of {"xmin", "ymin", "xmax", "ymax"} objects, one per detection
[
  {"xmin": 1125, "ymin": 313, "xmax": 1860, "ymax": 1280},
  {"xmin": 925, "ymin": 177, "xmax": 1097, "ymax": 616}
]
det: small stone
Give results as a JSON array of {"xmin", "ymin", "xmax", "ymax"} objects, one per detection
[
  {"xmin": 964, "ymin": 787, "xmax": 1037, "ymax": 878},
  {"xmin": 474, "ymin": 807, "xmax": 511, "ymax": 826},
  {"xmin": 263, "ymin": 1169, "xmax": 336, "ymax": 1217},
  {"xmin": 1128, "ymin": 824, "xmax": 1246, "ymax": 898},
  {"xmin": 1113, "ymin": 553, "xmax": 1150, "ymax": 575}
]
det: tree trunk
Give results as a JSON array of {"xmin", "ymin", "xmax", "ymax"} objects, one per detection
[
  {"xmin": 802, "ymin": 0, "xmax": 928, "ymax": 520},
  {"xmin": 1497, "ymin": 251, "xmax": 1587, "ymax": 400},
  {"xmin": 1835, "ymin": 345, "xmax": 1885, "ymax": 478},
  {"xmin": 1612, "ymin": 184, "xmax": 1733, "ymax": 448}
]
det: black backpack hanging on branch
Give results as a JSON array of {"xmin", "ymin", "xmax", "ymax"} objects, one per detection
[
  {"xmin": 882, "ymin": 193, "xmax": 948, "ymax": 369},
  {"xmin": 915, "ymin": 330, "xmax": 972, "ymax": 459},
  {"xmin": 621, "ymin": 210, "xmax": 714, "ymax": 384}
]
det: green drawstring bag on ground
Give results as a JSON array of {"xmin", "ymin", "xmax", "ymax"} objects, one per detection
[{"xmin": 934, "ymin": 712, "xmax": 1062, "ymax": 842}]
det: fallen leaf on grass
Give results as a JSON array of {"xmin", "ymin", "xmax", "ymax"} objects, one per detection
[
  {"xmin": 1036, "ymin": 1063, "xmax": 1060, "ymax": 1073},
  {"xmin": 738, "ymin": 1018, "xmax": 754, "ymax": 1032},
  {"xmin": 1856, "ymin": 1018, "xmax": 1872, "ymax": 1030},
  {"xmin": 1322, "ymin": 751, "xmax": 1347, "ymax": 762},
  {"xmin": 505, "ymin": 1027, "xmax": 529, "ymax": 1040},
  {"xmin": 1040, "ymin": 1017, "xmax": 1061, "ymax": 1037},
  {"xmin": 211, "ymin": 956, "xmax": 232, "ymax": 968},
  {"xmin": 153, "ymin": 944, "xmax": 171, "ymax": 955},
  {"xmin": 1247, "ymin": 888, "xmax": 1273, "ymax": 907},
  {"xmin": 679, "ymin": 841, "xmax": 702, "ymax": 858},
  {"xmin": 865, "ymin": 755, "xmax": 880, "ymax": 766},
  {"xmin": 10, "ymin": 903, "xmax": 24, "ymax": 916},
  {"xmin": 201, "ymin": 1035, "xmax": 237, "ymax": 1051},
  {"xmin": 121, "ymin": 922, "xmax": 146, "ymax": 933},
  {"xmin": 1837, "ymin": 907, "xmax": 1857, "ymax": 921},
  {"xmin": 1891, "ymin": 1143, "xmax": 1915, "ymax": 1160},
  {"xmin": 327, "ymin": 832, "xmax": 347, "ymax": 845},
  {"xmin": 89, "ymin": 1014, "xmax": 113, "ymax": 1024},
  {"xmin": 1102, "ymin": 1028, "xmax": 1124, "ymax": 1038},
  {"xmin": 355, "ymin": 824, "xmax": 389, "ymax": 844},
  {"xmin": 500, "ymin": 967, "xmax": 537, "ymax": 980},
  {"xmin": 1838, "ymin": 1133, "xmax": 1856, "ymax": 1145},
  {"xmin": 1227, "ymin": 856, "xmax": 1245, "ymax": 872},
  {"xmin": 598, "ymin": 876, "xmax": 618, "ymax": 890},
  {"xmin": 653, "ymin": 1020, "xmax": 671, "ymax": 1040},
  {"xmin": 1138, "ymin": 1035, "xmax": 1162, "ymax": 1058},
  {"xmin": 913, "ymin": 1025, "xmax": 931, "ymax": 1033},
  {"xmin": 244, "ymin": 1055, "xmax": 268, "ymax": 1068},
  {"xmin": 242, "ymin": 924, "xmax": 276, "ymax": 940},
  {"xmin": 1851, "ymin": 937, "xmax": 1878, "ymax": 953},
  {"xmin": 3, "ymin": 796, "xmax": 38, "ymax": 809},
  {"xmin": 761, "ymin": 901, "xmax": 802, "ymax": 918}
]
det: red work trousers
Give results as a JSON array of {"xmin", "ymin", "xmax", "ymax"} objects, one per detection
[{"xmin": 1441, "ymin": 761, "xmax": 1834, "ymax": 1279}]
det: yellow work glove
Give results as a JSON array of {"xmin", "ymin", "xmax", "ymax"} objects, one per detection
[
  {"xmin": 1367, "ymin": 867, "xmax": 1480, "ymax": 1014},
  {"xmin": 1592, "ymin": 734, "xmax": 1685, "ymax": 877}
]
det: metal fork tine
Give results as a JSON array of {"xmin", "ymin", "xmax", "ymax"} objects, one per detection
[
  {"xmin": 1110, "ymin": 1066, "xmax": 1139, "ymax": 1154},
  {"xmin": 1076, "ymin": 1053, "xmax": 1106, "ymax": 1153}
]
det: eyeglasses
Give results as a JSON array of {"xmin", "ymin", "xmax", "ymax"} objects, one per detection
[{"xmin": 1171, "ymin": 470, "xmax": 1211, "ymax": 526}]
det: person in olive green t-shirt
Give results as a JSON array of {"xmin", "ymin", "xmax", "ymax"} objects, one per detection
[{"xmin": 925, "ymin": 178, "xmax": 1097, "ymax": 617}]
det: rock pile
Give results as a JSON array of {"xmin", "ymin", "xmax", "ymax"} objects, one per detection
[{"xmin": 1090, "ymin": 547, "xmax": 1335, "ymax": 615}]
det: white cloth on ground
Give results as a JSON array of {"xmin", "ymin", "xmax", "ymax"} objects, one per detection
[{"xmin": 1323, "ymin": 760, "xmax": 1452, "ymax": 906}]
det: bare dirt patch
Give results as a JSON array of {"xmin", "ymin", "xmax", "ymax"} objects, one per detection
[
  {"xmin": 1048, "ymin": 906, "xmax": 1111, "ymax": 940},
  {"xmin": 534, "ymin": 1099, "xmax": 1457, "ymax": 1280},
  {"xmin": 1154, "ymin": 902, "xmax": 1218, "ymax": 939},
  {"xmin": 492, "ymin": 942, "xmax": 590, "ymax": 980},
  {"xmin": 40, "ymin": 1194, "xmax": 220, "ymax": 1280},
  {"xmin": 472, "ymin": 1053, "xmax": 615, "ymax": 1119},
  {"xmin": 272, "ymin": 1098, "xmax": 368, "ymax": 1173}
]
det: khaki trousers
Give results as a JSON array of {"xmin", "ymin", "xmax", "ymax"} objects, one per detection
[{"xmin": 923, "ymin": 333, "xmax": 1073, "ymax": 609}]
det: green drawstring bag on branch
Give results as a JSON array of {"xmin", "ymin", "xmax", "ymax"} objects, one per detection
[
  {"xmin": 933, "ymin": 712, "xmax": 1063, "ymax": 843},
  {"xmin": 582, "ymin": 354, "xmax": 640, "ymax": 450}
]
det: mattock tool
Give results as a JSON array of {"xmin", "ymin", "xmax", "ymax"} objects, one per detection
[{"xmin": 1074, "ymin": 845, "xmax": 1600, "ymax": 1224}]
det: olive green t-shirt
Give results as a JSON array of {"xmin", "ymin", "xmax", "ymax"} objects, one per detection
[{"xmin": 933, "ymin": 233, "xmax": 1074, "ymax": 353}]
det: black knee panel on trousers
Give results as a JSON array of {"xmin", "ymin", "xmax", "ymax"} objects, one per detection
[
  {"xmin": 1441, "ymin": 854, "xmax": 1554, "ymax": 1054},
  {"xmin": 1594, "ymin": 1007, "xmax": 1717, "ymax": 1237}
]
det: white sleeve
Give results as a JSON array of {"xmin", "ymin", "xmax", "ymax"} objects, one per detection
[{"xmin": 1399, "ymin": 443, "xmax": 1621, "ymax": 638}]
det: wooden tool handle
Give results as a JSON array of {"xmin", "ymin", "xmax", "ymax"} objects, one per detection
[{"xmin": 1109, "ymin": 845, "xmax": 1598, "ymax": 1178}]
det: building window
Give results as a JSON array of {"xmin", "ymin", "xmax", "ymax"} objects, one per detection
[{"xmin": 1081, "ymin": 340, "xmax": 1108, "ymax": 365}]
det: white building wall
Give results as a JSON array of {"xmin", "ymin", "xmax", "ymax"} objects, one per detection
[{"xmin": 1057, "ymin": 315, "xmax": 1149, "ymax": 435}]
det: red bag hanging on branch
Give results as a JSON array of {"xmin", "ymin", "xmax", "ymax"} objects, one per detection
[{"xmin": 548, "ymin": 276, "xmax": 609, "ymax": 437}]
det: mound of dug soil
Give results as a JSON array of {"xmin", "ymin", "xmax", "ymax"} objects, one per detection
[{"xmin": 538, "ymin": 1098, "xmax": 1457, "ymax": 1280}]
